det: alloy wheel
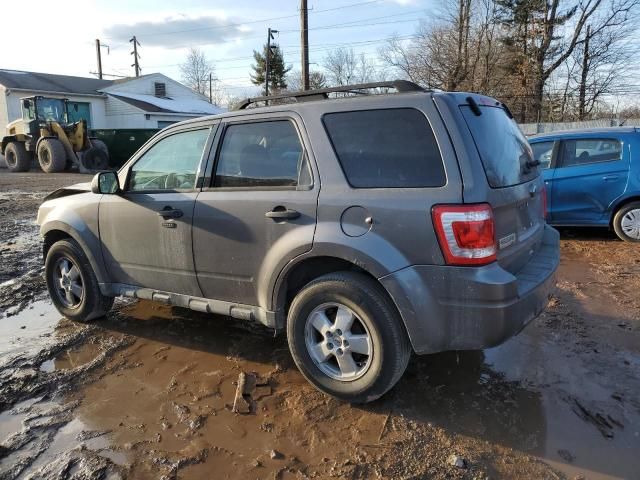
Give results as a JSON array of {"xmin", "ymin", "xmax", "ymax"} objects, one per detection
[
  {"xmin": 53, "ymin": 257, "xmax": 84, "ymax": 308},
  {"xmin": 304, "ymin": 302, "xmax": 373, "ymax": 381}
]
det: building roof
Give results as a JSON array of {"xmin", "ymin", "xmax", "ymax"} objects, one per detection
[
  {"xmin": 0, "ymin": 69, "xmax": 113, "ymax": 95},
  {"xmin": 108, "ymin": 91, "xmax": 225, "ymax": 115}
]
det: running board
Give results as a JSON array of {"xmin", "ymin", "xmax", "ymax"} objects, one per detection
[{"xmin": 99, "ymin": 283, "xmax": 276, "ymax": 328}]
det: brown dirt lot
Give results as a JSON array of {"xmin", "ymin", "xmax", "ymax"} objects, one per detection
[{"xmin": 0, "ymin": 170, "xmax": 639, "ymax": 480}]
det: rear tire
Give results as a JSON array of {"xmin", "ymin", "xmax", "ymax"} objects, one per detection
[
  {"xmin": 82, "ymin": 147, "xmax": 109, "ymax": 171},
  {"xmin": 613, "ymin": 201, "xmax": 640, "ymax": 242},
  {"xmin": 45, "ymin": 239, "xmax": 114, "ymax": 322},
  {"xmin": 287, "ymin": 272, "xmax": 411, "ymax": 403},
  {"xmin": 5, "ymin": 142, "xmax": 31, "ymax": 172},
  {"xmin": 90, "ymin": 139, "xmax": 109, "ymax": 158},
  {"xmin": 38, "ymin": 138, "xmax": 67, "ymax": 173}
]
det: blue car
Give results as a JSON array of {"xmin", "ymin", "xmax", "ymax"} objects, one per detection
[{"xmin": 529, "ymin": 127, "xmax": 640, "ymax": 242}]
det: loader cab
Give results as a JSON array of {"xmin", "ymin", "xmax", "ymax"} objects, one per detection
[{"xmin": 22, "ymin": 96, "xmax": 69, "ymax": 125}]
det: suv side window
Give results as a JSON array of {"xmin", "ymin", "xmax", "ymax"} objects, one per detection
[
  {"xmin": 129, "ymin": 128, "xmax": 210, "ymax": 191},
  {"xmin": 559, "ymin": 138, "xmax": 622, "ymax": 168},
  {"xmin": 322, "ymin": 108, "xmax": 446, "ymax": 188},
  {"xmin": 214, "ymin": 120, "xmax": 311, "ymax": 188},
  {"xmin": 531, "ymin": 141, "xmax": 554, "ymax": 169}
]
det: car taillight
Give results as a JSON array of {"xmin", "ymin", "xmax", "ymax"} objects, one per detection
[
  {"xmin": 432, "ymin": 203, "xmax": 497, "ymax": 266},
  {"xmin": 541, "ymin": 185, "xmax": 547, "ymax": 219}
]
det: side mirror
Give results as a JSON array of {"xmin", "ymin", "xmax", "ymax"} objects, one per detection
[
  {"xmin": 22, "ymin": 99, "xmax": 30, "ymax": 109},
  {"xmin": 91, "ymin": 171, "xmax": 120, "ymax": 194}
]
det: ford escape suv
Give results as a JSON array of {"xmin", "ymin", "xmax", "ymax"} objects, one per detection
[{"xmin": 37, "ymin": 80, "xmax": 559, "ymax": 403}]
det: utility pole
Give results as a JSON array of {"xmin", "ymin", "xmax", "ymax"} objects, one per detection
[
  {"xmin": 130, "ymin": 36, "xmax": 141, "ymax": 77},
  {"xmin": 95, "ymin": 39, "xmax": 110, "ymax": 80},
  {"xmin": 95, "ymin": 39, "xmax": 103, "ymax": 79},
  {"xmin": 209, "ymin": 72, "xmax": 213, "ymax": 104},
  {"xmin": 300, "ymin": 0, "xmax": 310, "ymax": 90},
  {"xmin": 265, "ymin": 28, "xmax": 273, "ymax": 96}
]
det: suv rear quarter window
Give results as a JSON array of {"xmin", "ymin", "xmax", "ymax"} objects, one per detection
[{"xmin": 322, "ymin": 108, "xmax": 446, "ymax": 188}]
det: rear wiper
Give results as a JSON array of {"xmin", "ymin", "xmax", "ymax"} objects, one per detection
[
  {"xmin": 466, "ymin": 96, "xmax": 482, "ymax": 116},
  {"xmin": 526, "ymin": 159, "xmax": 541, "ymax": 168}
]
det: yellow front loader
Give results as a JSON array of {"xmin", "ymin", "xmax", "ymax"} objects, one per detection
[{"xmin": 1, "ymin": 96, "xmax": 108, "ymax": 173}]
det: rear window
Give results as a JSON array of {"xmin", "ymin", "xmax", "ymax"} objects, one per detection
[
  {"xmin": 322, "ymin": 108, "xmax": 446, "ymax": 188},
  {"xmin": 460, "ymin": 104, "xmax": 537, "ymax": 188}
]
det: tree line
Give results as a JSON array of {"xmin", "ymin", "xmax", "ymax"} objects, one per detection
[{"xmin": 181, "ymin": 0, "xmax": 639, "ymax": 122}]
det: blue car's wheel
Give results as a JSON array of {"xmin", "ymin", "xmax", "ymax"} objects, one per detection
[{"xmin": 613, "ymin": 201, "xmax": 640, "ymax": 242}]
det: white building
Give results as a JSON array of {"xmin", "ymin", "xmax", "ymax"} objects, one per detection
[{"xmin": 0, "ymin": 69, "xmax": 224, "ymax": 133}]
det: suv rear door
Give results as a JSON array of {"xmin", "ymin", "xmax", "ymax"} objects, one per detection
[
  {"xmin": 192, "ymin": 112, "xmax": 319, "ymax": 308},
  {"xmin": 436, "ymin": 94, "xmax": 546, "ymax": 274}
]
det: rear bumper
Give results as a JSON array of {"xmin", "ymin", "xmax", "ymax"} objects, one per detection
[{"xmin": 380, "ymin": 225, "xmax": 560, "ymax": 354}]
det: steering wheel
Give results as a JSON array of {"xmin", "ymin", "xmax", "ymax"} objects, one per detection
[{"xmin": 164, "ymin": 172, "xmax": 178, "ymax": 190}]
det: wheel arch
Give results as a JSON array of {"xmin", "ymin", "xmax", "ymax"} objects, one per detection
[
  {"xmin": 609, "ymin": 195, "xmax": 640, "ymax": 227},
  {"xmin": 41, "ymin": 222, "xmax": 109, "ymax": 285},
  {"xmin": 272, "ymin": 254, "xmax": 402, "ymax": 331},
  {"xmin": 1, "ymin": 136, "xmax": 19, "ymax": 154}
]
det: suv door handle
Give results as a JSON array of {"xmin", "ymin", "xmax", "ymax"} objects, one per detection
[
  {"xmin": 602, "ymin": 174, "xmax": 619, "ymax": 181},
  {"xmin": 157, "ymin": 207, "xmax": 183, "ymax": 219},
  {"xmin": 265, "ymin": 208, "xmax": 300, "ymax": 220}
]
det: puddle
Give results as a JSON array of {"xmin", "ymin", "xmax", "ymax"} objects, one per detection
[
  {"xmin": 485, "ymin": 332, "xmax": 640, "ymax": 480},
  {"xmin": 40, "ymin": 342, "xmax": 103, "ymax": 373},
  {"xmin": 0, "ymin": 300, "xmax": 62, "ymax": 363}
]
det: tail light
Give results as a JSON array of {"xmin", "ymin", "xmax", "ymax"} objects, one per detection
[
  {"xmin": 541, "ymin": 185, "xmax": 548, "ymax": 219},
  {"xmin": 432, "ymin": 203, "xmax": 497, "ymax": 266}
]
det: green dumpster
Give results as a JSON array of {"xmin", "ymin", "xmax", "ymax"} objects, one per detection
[{"xmin": 91, "ymin": 129, "xmax": 159, "ymax": 169}]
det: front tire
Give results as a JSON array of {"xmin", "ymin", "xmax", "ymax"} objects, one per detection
[
  {"xmin": 38, "ymin": 138, "xmax": 67, "ymax": 173},
  {"xmin": 613, "ymin": 201, "xmax": 640, "ymax": 242},
  {"xmin": 45, "ymin": 239, "xmax": 114, "ymax": 322},
  {"xmin": 287, "ymin": 272, "xmax": 411, "ymax": 403},
  {"xmin": 5, "ymin": 142, "xmax": 31, "ymax": 172}
]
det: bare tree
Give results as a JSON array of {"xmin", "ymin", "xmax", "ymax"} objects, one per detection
[
  {"xmin": 323, "ymin": 48, "xmax": 378, "ymax": 86},
  {"xmin": 380, "ymin": 0, "xmax": 504, "ymax": 94},
  {"xmin": 180, "ymin": 47, "xmax": 214, "ymax": 96},
  {"xmin": 287, "ymin": 70, "xmax": 327, "ymax": 91}
]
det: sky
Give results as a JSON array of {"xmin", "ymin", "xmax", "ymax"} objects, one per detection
[{"xmin": 1, "ymin": 0, "xmax": 428, "ymax": 99}]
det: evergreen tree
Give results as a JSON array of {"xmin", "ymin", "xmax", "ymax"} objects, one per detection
[{"xmin": 250, "ymin": 44, "xmax": 292, "ymax": 94}]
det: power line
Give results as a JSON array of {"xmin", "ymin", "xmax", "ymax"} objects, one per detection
[{"xmin": 99, "ymin": 0, "xmax": 384, "ymax": 42}]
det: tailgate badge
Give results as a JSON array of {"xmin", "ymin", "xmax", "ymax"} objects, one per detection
[{"xmin": 499, "ymin": 233, "xmax": 516, "ymax": 249}]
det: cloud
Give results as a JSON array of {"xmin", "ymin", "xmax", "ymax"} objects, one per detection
[{"xmin": 103, "ymin": 14, "xmax": 250, "ymax": 48}]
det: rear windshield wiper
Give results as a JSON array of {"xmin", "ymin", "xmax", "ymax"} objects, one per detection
[{"xmin": 466, "ymin": 96, "xmax": 482, "ymax": 116}]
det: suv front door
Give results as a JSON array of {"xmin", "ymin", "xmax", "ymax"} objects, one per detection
[
  {"xmin": 99, "ymin": 125, "xmax": 214, "ymax": 296},
  {"xmin": 192, "ymin": 114, "xmax": 319, "ymax": 308}
]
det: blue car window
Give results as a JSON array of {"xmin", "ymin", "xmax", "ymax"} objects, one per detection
[{"xmin": 560, "ymin": 138, "xmax": 622, "ymax": 168}]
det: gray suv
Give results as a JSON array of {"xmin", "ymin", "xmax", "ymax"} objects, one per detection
[{"xmin": 37, "ymin": 81, "xmax": 559, "ymax": 403}]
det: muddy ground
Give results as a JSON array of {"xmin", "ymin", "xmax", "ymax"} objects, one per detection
[{"xmin": 0, "ymin": 170, "xmax": 639, "ymax": 480}]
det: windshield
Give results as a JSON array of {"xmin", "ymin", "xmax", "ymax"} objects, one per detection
[
  {"xmin": 460, "ymin": 104, "xmax": 537, "ymax": 188},
  {"xmin": 36, "ymin": 98, "xmax": 67, "ymax": 123}
]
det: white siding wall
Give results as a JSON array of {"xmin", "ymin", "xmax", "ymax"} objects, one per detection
[{"xmin": 2, "ymin": 90, "xmax": 107, "ymax": 130}]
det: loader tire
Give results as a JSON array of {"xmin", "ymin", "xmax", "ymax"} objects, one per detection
[
  {"xmin": 82, "ymin": 147, "xmax": 109, "ymax": 171},
  {"xmin": 90, "ymin": 139, "xmax": 109, "ymax": 158},
  {"xmin": 38, "ymin": 138, "xmax": 67, "ymax": 173},
  {"xmin": 5, "ymin": 142, "xmax": 31, "ymax": 172}
]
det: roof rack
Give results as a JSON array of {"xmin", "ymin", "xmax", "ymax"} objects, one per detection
[{"xmin": 234, "ymin": 79, "xmax": 425, "ymax": 110}]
